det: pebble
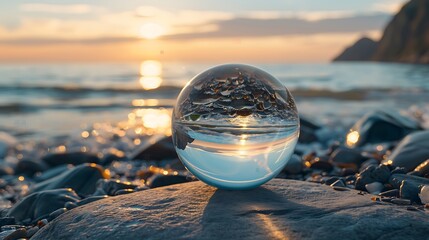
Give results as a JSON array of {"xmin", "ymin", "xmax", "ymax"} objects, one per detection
[
  {"xmin": 93, "ymin": 179, "xmax": 138, "ymax": 196},
  {"xmin": 359, "ymin": 159, "xmax": 379, "ymax": 172},
  {"xmin": 0, "ymin": 131, "xmax": 17, "ymax": 158},
  {"xmin": 26, "ymin": 226, "xmax": 39, "ymax": 238},
  {"xmin": 15, "ymin": 159, "xmax": 47, "ymax": 176},
  {"xmin": 64, "ymin": 201, "xmax": 78, "ymax": 210},
  {"xmin": 332, "ymin": 186, "xmax": 350, "ymax": 191},
  {"xmin": 365, "ymin": 182, "xmax": 384, "ymax": 194},
  {"xmin": 389, "ymin": 174, "xmax": 429, "ymax": 189},
  {"xmin": 31, "ymin": 164, "xmax": 109, "ymax": 196},
  {"xmin": 390, "ymin": 198, "xmax": 411, "ymax": 205},
  {"xmin": 355, "ymin": 165, "xmax": 375, "ymax": 191},
  {"xmin": 42, "ymin": 152, "xmax": 100, "ymax": 167},
  {"xmin": 77, "ymin": 195, "xmax": 109, "ymax": 206},
  {"xmin": 37, "ymin": 219, "xmax": 48, "ymax": 228},
  {"xmin": 0, "ymin": 217, "xmax": 16, "ymax": 228},
  {"xmin": 114, "ymin": 189, "xmax": 135, "ymax": 196},
  {"xmin": 346, "ymin": 110, "xmax": 420, "ymax": 147},
  {"xmin": 379, "ymin": 189, "xmax": 399, "ymax": 197},
  {"xmin": 130, "ymin": 136, "xmax": 177, "ymax": 160},
  {"xmin": 48, "ymin": 208, "xmax": 67, "ymax": 221},
  {"xmin": 4, "ymin": 228, "xmax": 27, "ymax": 240},
  {"xmin": 322, "ymin": 176, "xmax": 340, "ymax": 185},
  {"xmin": 330, "ymin": 148, "xmax": 366, "ymax": 169},
  {"xmin": 414, "ymin": 159, "xmax": 429, "ymax": 177},
  {"xmin": 418, "ymin": 185, "xmax": 429, "ymax": 204},
  {"xmin": 0, "ymin": 166, "xmax": 14, "ymax": 176},
  {"xmin": 382, "ymin": 130, "xmax": 429, "ymax": 171},
  {"xmin": 7, "ymin": 188, "xmax": 80, "ymax": 223},
  {"xmin": 33, "ymin": 165, "xmax": 72, "ymax": 183},
  {"xmin": 370, "ymin": 164, "xmax": 391, "ymax": 183},
  {"xmin": 146, "ymin": 174, "xmax": 190, "ymax": 188},
  {"xmin": 330, "ymin": 179, "xmax": 346, "ymax": 188},
  {"xmin": 399, "ymin": 180, "xmax": 421, "ymax": 204}
]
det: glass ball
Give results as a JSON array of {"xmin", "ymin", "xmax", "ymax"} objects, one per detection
[{"xmin": 172, "ymin": 64, "xmax": 299, "ymax": 189}]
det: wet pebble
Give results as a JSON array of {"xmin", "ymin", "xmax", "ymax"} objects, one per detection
[
  {"xmin": 131, "ymin": 136, "xmax": 177, "ymax": 160},
  {"xmin": 379, "ymin": 189, "xmax": 399, "ymax": 197},
  {"xmin": 48, "ymin": 208, "xmax": 67, "ymax": 221},
  {"xmin": 26, "ymin": 226, "xmax": 39, "ymax": 238},
  {"xmin": 346, "ymin": 110, "xmax": 420, "ymax": 147},
  {"xmin": 0, "ymin": 217, "xmax": 15, "ymax": 228},
  {"xmin": 389, "ymin": 174, "xmax": 429, "ymax": 189},
  {"xmin": 93, "ymin": 179, "xmax": 138, "ymax": 196},
  {"xmin": 399, "ymin": 180, "xmax": 421, "ymax": 204},
  {"xmin": 7, "ymin": 189, "xmax": 80, "ymax": 223},
  {"xmin": 419, "ymin": 185, "xmax": 429, "ymax": 204},
  {"xmin": 322, "ymin": 176, "xmax": 340, "ymax": 185},
  {"xmin": 146, "ymin": 174, "xmax": 190, "ymax": 188},
  {"xmin": 413, "ymin": 159, "xmax": 429, "ymax": 177},
  {"xmin": 77, "ymin": 195, "xmax": 108, "ymax": 206},
  {"xmin": 3, "ymin": 228, "xmax": 26, "ymax": 240},
  {"xmin": 391, "ymin": 198, "xmax": 411, "ymax": 205},
  {"xmin": 42, "ymin": 152, "xmax": 100, "ymax": 167},
  {"xmin": 115, "ymin": 189, "xmax": 135, "ymax": 196},
  {"xmin": 355, "ymin": 165, "xmax": 375, "ymax": 191},
  {"xmin": 31, "ymin": 164, "xmax": 109, "ymax": 196},
  {"xmin": 330, "ymin": 148, "xmax": 366, "ymax": 169},
  {"xmin": 382, "ymin": 130, "xmax": 429, "ymax": 171},
  {"xmin": 64, "ymin": 201, "xmax": 78, "ymax": 210},
  {"xmin": 15, "ymin": 159, "xmax": 47, "ymax": 176},
  {"xmin": 359, "ymin": 159, "xmax": 379, "ymax": 172},
  {"xmin": 370, "ymin": 164, "xmax": 391, "ymax": 183},
  {"xmin": 330, "ymin": 179, "xmax": 346, "ymax": 188},
  {"xmin": 365, "ymin": 182, "xmax": 384, "ymax": 194}
]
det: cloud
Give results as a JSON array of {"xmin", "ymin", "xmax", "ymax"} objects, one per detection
[
  {"xmin": 20, "ymin": 4, "xmax": 92, "ymax": 14},
  {"xmin": 0, "ymin": 36, "xmax": 139, "ymax": 45},
  {"xmin": 371, "ymin": 0, "xmax": 408, "ymax": 13},
  {"xmin": 162, "ymin": 13, "xmax": 391, "ymax": 40}
]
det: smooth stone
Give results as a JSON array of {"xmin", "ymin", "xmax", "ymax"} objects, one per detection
[
  {"xmin": 130, "ymin": 136, "xmax": 177, "ymax": 161},
  {"xmin": 31, "ymin": 164, "xmax": 109, "ymax": 196},
  {"xmin": 365, "ymin": 182, "xmax": 384, "ymax": 194},
  {"xmin": 32, "ymin": 179, "xmax": 429, "ymax": 240},
  {"xmin": 355, "ymin": 165, "xmax": 376, "ymax": 191},
  {"xmin": 359, "ymin": 159, "xmax": 379, "ymax": 172},
  {"xmin": 0, "ymin": 217, "xmax": 15, "ymax": 227},
  {"xmin": 379, "ymin": 189, "xmax": 399, "ymax": 197},
  {"xmin": 346, "ymin": 110, "xmax": 420, "ymax": 147},
  {"xmin": 15, "ymin": 159, "xmax": 47, "ymax": 176},
  {"xmin": 41, "ymin": 152, "xmax": 100, "ymax": 167},
  {"xmin": 64, "ymin": 202, "xmax": 78, "ymax": 210},
  {"xmin": 0, "ymin": 132, "xmax": 17, "ymax": 158},
  {"xmin": 370, "ymin": 165, "xmax": 391, "ymax": 183},
  {"xmin": 114, "ymin": 189, "xmax": 135, "ymax": 196},
  {"xmin": 382, "ymin": 131, "xmax": 429, "ymax": 171},
  {"xmin": 146, "ymin": 174, "xmax": 191, "ymax": 188},
  {"xmin": 33, "ymin": 165, "xmax": 73, "ymax": 183},
  {"xmin": 330, "ymin": 148, "xmax": 366, "ymax": 169},
  {"xmin": 3, "ymin": 228, "xmax": 26, "ymax": 240},
  {"xmin": 388, "ymin": 174, "xmax": 429, "ymax": 189},
  {"xmin": 390, "ymin": 199, "xmax": 411, "ymax": 205},
  {"xmin": 322, "ymin": 177, "xmax": 340, "ymax": 185},
  {"xmin": 419, "ymin": 185, "xmax": 429, "ymax": 204},
  {"xmin": 26, "ymin": 226, "xmax": 39, "ymax": 238},
  {"xmin": 298, "ymin": 117, "xmax": 321, "ymax": 143},
  {"xmin": 7, "ymin": 189, "xmax": 80, "ymax": 223},
  {"xmin": 330, "ymin": 180, "xmax": 346, "ymax": 188},
  {"xmin": 399, "ymin": 180, "xmax": 421, "ymax": 204},
  {"xmin": 414, "ymin": 159, "xmax": 429, "ymax": 177},
  {"xmin": 282, "ymin": 154, "xmax": 302, "ymax": 174},
  {"xmin": 77, "ymin": 196, "xmax": 109, "ymax": 206},
  {"xmin": 48, "ymin": 208, "xmax": 67, "ymax": 221},
  {"xmin": 391, "ymin": 167, "xmax": 407, "ymax": 175},
  {"xmin": 93, "ymin": 179, "xmax": 138, "ymax": 196}
]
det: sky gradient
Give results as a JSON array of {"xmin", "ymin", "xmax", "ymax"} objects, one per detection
[{"xmin": 0, "ymin": 0, "xmax": 408, "ymax": 62}]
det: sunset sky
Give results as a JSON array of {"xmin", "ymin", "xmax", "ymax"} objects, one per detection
[{"xmin": 0, "ymin": 0, "xmax": 407, "ymax": 62}]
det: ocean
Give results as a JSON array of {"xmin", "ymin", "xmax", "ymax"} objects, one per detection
[{"xmin": 1, "ymin": 61, "xmax": 428, "ymax": 140}]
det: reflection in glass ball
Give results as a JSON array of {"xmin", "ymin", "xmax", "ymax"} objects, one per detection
[{"xmin": 172, "ymin": 64, "xmax": 299, "ymax": 189}]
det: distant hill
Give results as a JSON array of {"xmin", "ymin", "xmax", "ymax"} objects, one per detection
[
  {"xmin": 333, "ymin": 0, "xmax": 429, "ymax": 64},
  {"xmin": 332, "ymin": 37, "xmax": 378, "ymax": 61}
]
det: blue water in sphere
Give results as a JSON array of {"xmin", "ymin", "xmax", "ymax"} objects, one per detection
[{"xmin": 172, "ymin": 64, "xmax": 300, "ymax": 189}]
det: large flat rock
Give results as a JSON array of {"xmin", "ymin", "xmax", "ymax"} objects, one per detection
[{"xmin": 32, "ymin": 179, "xmax": 428, "ymax": 240}]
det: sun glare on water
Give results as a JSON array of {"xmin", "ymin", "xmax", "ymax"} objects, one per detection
[{"xmin": 139, "ymin": 60, "xmax": 162, "ymax": 90}]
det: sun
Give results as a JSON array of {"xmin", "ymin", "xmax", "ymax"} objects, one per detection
[{"xmin": 139, "ymin": 23, "xmax": 165, "ymax": 40}]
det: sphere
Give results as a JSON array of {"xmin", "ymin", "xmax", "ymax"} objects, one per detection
[{"xmin": 172, "ymin": 64, "xmax": 299, "ymax": 189}]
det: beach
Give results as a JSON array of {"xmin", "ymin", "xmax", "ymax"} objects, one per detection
[{"xmin": 1, "ymin": 61, "xmax": 429, "ymax": 239}]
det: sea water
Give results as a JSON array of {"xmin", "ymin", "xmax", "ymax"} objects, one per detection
[{"xmin": 173, "ymin": 121, "xmax": 299, "ymax": 189}]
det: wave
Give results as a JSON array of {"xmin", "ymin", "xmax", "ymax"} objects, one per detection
[{"xmin": 0, "ymin": 85, "xmax": 183, "ymax": 94}]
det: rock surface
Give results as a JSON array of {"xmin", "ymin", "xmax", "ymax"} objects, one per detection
[{"xmin": 32, "ymin": 179, "xmax": 429, "ymax": 240}]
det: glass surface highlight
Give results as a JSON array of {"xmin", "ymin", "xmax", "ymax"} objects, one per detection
[{"xmin": 172, "ymin": 64, "xmax": 299, "ymax": 189}]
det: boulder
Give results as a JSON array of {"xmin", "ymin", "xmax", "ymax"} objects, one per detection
[
  {"xmin": 32, "ymin": 179, "xmax": 429, "ymax": 240},
  {"xmin": 346, "ymin": 110, "xmax": 420, "ymax": 148},
  {"xmin": 383, "ymin": 131, "xmax": 429, "ymax": 171}
]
